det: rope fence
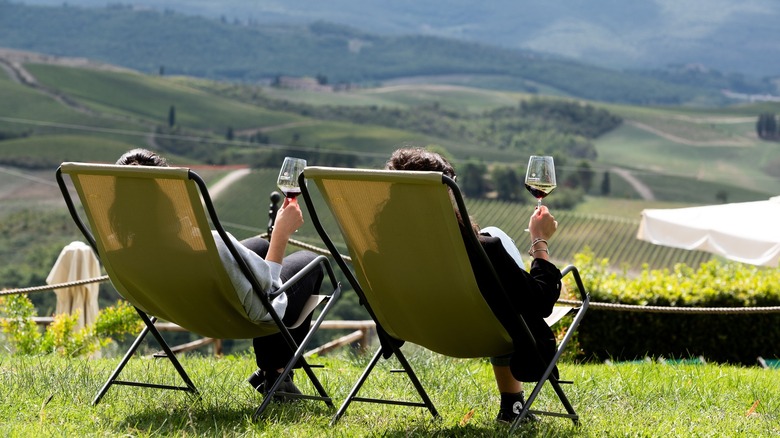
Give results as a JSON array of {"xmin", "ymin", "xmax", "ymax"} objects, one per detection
[
  {"xmin": 3, "ymin": 239, "xmax": 780, "ymax": 316},
  {"xmin": 557, "ymin": 299, "xmax": 780, "ymax": 314},
  {"xmin": 1, "ymin": 275, "xmax": 109, "ymax": 297}
]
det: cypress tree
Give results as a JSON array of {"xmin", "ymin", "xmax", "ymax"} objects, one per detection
[{"xmin": 600, "ymin": 171, "xmax": 611, "ymax": 196}]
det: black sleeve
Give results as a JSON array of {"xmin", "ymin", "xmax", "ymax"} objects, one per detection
[{"xmin": 478, "ymin": 235, "xmax": 562, "ymax": 318}]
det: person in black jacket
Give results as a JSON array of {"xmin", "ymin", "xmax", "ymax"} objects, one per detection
[{"xmin": 385, "ymin": 147, "xmax": 562, "ymax": 423}]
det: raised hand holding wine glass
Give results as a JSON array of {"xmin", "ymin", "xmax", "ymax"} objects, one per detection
[
  {"xmin": 277, "ymin": 156, "xmax": 306, "ymax": 200},
  {"xmin": 524, "ymin": 155, "xmax": 557, "ymax": 208}
]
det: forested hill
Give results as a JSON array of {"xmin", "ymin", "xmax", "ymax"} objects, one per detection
[{"xmin": 0, "ymin": 2, "xmax": 722, "ymax": 105}]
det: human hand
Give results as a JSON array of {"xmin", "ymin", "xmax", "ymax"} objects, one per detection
[
  {"xmin": 528, "ymin": 205, "xmax": 557, "ymax": 241},
  {"xmin": 273, "ymin": 197, "xmax": 304, "ymax": 239}
]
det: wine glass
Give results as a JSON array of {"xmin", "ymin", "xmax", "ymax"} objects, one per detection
[
  {"xmin": 524, "ymin": 155, "xmax": 557, "ymax": 208},
  {"xmin": 277, "ymin": 157, "xmax": 306, "ymax": 199}
]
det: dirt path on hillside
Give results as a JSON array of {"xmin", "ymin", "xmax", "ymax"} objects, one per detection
[
  {"xmin": 0, "ymin": 52, "xmax": 98, "ymax": 116},
  {"xmin": 0, "ymin": 59, "xmax": 24, "ymax": 84},
  {"xmin": 611, "ymin": 166, "xmax": 655, "ymax": 201},
  {"xmin": 208, "ymin": 168, "xmax": 252, "ymax": 200},
  {"xmin": 0, "ymin": 48, "xmax": 157, "ymax": 131},
  {"xmin": 1, "ymin": 48, "xmax": 321, "ymax": 146}
]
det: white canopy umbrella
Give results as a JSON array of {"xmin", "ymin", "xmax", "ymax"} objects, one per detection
[{"xmin": 637, "ymin": 196, "xmax": 780, "ymax": 267}]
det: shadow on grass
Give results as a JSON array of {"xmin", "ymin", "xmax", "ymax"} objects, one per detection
[
  {"xmin": 379, "ymin": 420, "xmax": 554, "ymax": 437},
  {"xmin": 112, "ymin": 399, "xmax": 336, "ymax": 435}
]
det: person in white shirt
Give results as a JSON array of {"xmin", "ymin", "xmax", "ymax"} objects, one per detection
[{"xmin": 116, "ymin": 148, "xmax": 322, "ymax": 399}]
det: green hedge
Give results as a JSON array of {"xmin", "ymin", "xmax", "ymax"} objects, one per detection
[{"xmin": 569, "ymin": 250, "xmax": 780, "ymax": 365}]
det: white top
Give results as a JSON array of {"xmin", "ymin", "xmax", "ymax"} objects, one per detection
[
  {"xmin": 212, "ymin": 231, "xmax": 287, "ymax": 323},
  {"xmin": 481, "ymin": 226, "xmax": 525, "ymax": 270}
]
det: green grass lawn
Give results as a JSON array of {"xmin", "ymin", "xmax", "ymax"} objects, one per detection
[{"xmin": 1, "ymin": 349, "xmax": 777, "ymax": 436}]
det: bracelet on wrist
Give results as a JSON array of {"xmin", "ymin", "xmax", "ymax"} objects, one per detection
[{"xmin": 528, "ymin": 237, "xmax": 549, "ymax": 257}]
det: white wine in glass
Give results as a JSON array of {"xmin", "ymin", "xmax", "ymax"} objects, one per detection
[
  {"xmin": 524, "ymin": 155, "xmax": 556, "ymax": 208},
  {"xmin": 277, "ymin": 157, "xmax": 306, "ymax": 199}
]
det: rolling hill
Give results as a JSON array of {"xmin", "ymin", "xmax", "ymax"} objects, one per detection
[
  {"xmin": 15, "ymin": 0, "xmax": 780, "ymax": 79},
  {"xmin": 2, "ymin": 2, "xmax": 779, "ymax": 352},
  {"xmin": 2, "ymin": 59, "xmax": 780, "ymax": 319},
  {"xmin": 3, "ymin": 58, "xmax": 780, "ymax": 198},
  {"xmin": 0, "ymin": 2, "xmax": 750, "ymax": 106}
]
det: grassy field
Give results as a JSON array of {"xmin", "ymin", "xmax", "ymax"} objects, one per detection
[
  {"xmin": 595, "ymin": 122, "xmax": 777, "ymax": 191},
  {"xmin": 266, "ymin": 82, "xmax": 529, "ymax": 113},
  {"xmin": 25, "ymin": 64, "xmax": 306, "ymax": 132},
  {"xmin": 2, "ymin": 63, "xmax": 780, "ymax": 436},
  {"xmin": 5, "ymin": 62, "xmax": 780, "ymax": 200},
  {"xmin": 593, "ymin": 102, "xmax": 780, "ymax": 200},
  {"xmin": 2, "ymin": 61, "xmax": 780, "ymax": 278},
  {"xmin": 0, "ymin": 134, "xmax": 146, "ymax": 164},
  {"xmin": 1, "ymin": 350, "xmax": 777, "ymax": 437}
]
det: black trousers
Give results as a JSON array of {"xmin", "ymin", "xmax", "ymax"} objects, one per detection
[{"xmin": 240, "ymin": 236, "xmax": 324, "ymax": 372}]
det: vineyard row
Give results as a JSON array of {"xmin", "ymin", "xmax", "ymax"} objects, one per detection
[{"xmin": 467, "ymin": 199, "xmax": 712, "ymax": 273}]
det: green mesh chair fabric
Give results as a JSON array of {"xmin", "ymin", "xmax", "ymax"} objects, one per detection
[
  {"xmin": 306, "ymin": 167, "xmax": 512, "ymax": 358},
  {"xmin": 61, "ymin": 162, "xmax": 275, "ymax": 339},
  {"xmin": 57, "ymin": 162, "xmax": 340, "ymax": 419},
  {"xmin": 300, "ymin": 166, "xmax": 589, "ymax": 428}
]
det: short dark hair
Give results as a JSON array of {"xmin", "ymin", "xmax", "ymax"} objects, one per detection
[
  {"xmin": 385, "ymin": 147, "xmax": 456, "ymax": 181},
  {"xmin": 116, "ymin": 148, "xmax": 168, "ymax": 167},
  {"xmin": 386, "ymin": 147, "xmax": 479, "ymax": 232}
]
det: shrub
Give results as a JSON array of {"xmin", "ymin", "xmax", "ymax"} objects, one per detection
[
  {"xmin": 568, "ymin": 249, "xmax": 780, "ymax": 364},
  {"xmin": 0, "ymin": 295, "xmax": 142, "ymax": 357}
]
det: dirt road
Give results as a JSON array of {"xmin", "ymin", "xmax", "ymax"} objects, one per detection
[
  {"xmin": 208, "ymin": 168, "xmax": 252, "ymax": 200},
  {"xmin": 611, "ymin": 166, "xmax": 655, "ymax": 201}
]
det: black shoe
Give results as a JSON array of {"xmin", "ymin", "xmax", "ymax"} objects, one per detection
[
  {"xmin": 247, "ymin": 369, "xmax": 267, "ymax": 393},
  {"xmin": 496, "ymin": 409, "xmax": 539, "ymax": 424},
  {"xmin": 260, "ymin": 370, "xmax": 303, "ymax": 403},
  {"xmin": 496, "ymin": 393, "xmax": 539, "ymax": 424},
  {"xmin": 496, "ymin": 408, "xmax": 540, "ymax": 424}
]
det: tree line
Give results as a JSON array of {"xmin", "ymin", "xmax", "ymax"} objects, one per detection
[
  {"xmin": 158, "ymin": 89, "xmax": 623, "ymax": 208},
  {"xmin": 0, "ymin": 1, "xmax": 726, "ymax": 105},
  {"xmin": 214, "ymin": 84, "xmax": 621, "ymax": 159}
]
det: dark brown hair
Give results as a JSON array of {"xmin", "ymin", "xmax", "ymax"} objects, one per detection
[
  {"xmin": 385, "ymin": 147, "xmax": 479, "ymax": 232},
  {"xmin": 116, "ymin": 148, "xmax": 168, "ymax": 167},
  {"xmin": 385, "ymin": 147, "xmax": 456, "ymax": 181}
]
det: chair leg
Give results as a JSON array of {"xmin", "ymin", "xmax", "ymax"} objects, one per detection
[
  {"xmin": 92, "ymin": 318, "xmax": 151, "ymax": 405},
  {"xmin": 510, "ymin": 301, "xmax": 589, "ymax": 432},
  {"xmin": 329, "ymin": 344, "xmax": 439, "ymax": 425},
  {"xmin": 393, "ymin": 345, "xmax": 439, "ymax": 419},
  {"xmin": 549, "ymin": 379, "xmax": 578, "ymax": 423},
  {"xmin": 330, "ymin": 347, "xmax": 383, "ymax": 425},
  {"xmin": 252, "ymin": 286, "xmax": 342, "ymax": 421},
  {"xmin": 138, "ymin": 310, "xmax": 200, "ymax": 394},
  {"xmin": 293, "ymin": 291, "xmax": 341, "ymax": 403},
  {"xmin": 92, "ymin": 308, "xmax": 199, "ymax": 405}
]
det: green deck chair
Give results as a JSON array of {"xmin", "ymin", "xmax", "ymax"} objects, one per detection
[
  {"xmin": 56, "ymin": 162, "xmax": 341, "ymax": 421},
  {"xmin": 299, "ymin": 166, "xmax": 589, "ymax": 431}
]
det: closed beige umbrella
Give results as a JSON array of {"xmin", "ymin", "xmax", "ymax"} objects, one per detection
[{"xmin": 46, "ymin": 241, "xmax": 101, "ymax": 329}]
